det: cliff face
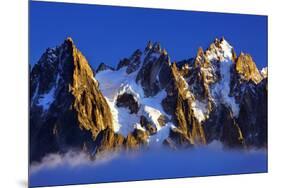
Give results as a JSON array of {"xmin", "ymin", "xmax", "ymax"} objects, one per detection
[
  {"xmin": 30, "ymin": 37, "xmax": 268, "ymax": 163},
  {"xmin": 235, "ymin": 53, "xmax": 263, "ymax": 84}
]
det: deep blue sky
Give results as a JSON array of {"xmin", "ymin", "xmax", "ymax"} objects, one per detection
[{"xmin": 29, "ymin": 1, "xmax": 267, "ymax": 69}]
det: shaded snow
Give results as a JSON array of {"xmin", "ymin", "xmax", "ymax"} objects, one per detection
[
  {"xmin": 37, "ymin": 73, "xmax": 60, "ymax": 111},
  {"xmin": 38, "ymin": 86, "xmax": 56, "ymax": 111},
  {"xmin": 31, "ymin": 82, "xmax": 39, "ymax": 106},
  {"xmin": 212, "ymin": 60, "xmax": 240, "ymax": 117}
]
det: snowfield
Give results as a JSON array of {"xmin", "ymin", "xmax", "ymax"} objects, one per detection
[{"xmin": 96, "ymin": 66, "xmax": 173, "ymax": 144}]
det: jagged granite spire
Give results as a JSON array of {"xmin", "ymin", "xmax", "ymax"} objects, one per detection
[{"xmin": 30, "ymin": 37, "xmax": 113, "ymax": 162}]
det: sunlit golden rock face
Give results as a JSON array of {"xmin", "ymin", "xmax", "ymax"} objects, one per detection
[
  {"xmin": 93, "ymin": 127, "xmax": 149, "ymax": 157},
  {"xmin": 67, "ymin": 38, "xmax": 113, "ymax": 139},
  {"xmin": 235, "ymin": 53, "xmax": 263, "ymax": 84},
  {"xmin": 94, "ymin": 127, "xmax": 125, "ymax": 156}
]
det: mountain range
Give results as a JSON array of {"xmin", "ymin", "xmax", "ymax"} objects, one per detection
[{"xmin": 30, "ymin": 37, "xmax": 267, "ymax": 163}]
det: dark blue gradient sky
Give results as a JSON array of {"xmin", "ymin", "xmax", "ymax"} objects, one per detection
[{"xmin": 29, "ymin": 1, "xmax": 267, "ymax": 69}]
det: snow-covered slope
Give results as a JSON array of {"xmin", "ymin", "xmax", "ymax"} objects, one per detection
[{"xmin": 96, "ymin": 45, "xmax": 173, "ymax": 145}]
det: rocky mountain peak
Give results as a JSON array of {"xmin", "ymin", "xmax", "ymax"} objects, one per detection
[
  {"xmin": 205, "ymin": 37, "xmax": 235, "ymax": 63},
  {"xmin": 145, "ymin": 40, "xmax": 153, "ymax": 52},
  {"xmin": 30, "ymin": 38, "xmax": 113, "ymax": 162},
  {"xmin": 235, "ymin": 52, "xmax": 263, "ymax": 84},
  {"xmin": 152, "ymin": 42, "xmax": 162, "ymax": 53},
  {"xmin": 96, "ymin": 62, "xmax": 114, "ymax": 73},
  {"xmin": 66, "ymin": 36, "xmax": 74, "ymax": 43},
  {"xmin": 194, "ymin": 47, "xmax": 205, "ymax": 67},
  {"xmin": 136, "ymin": 41, "xmax": 172, "ymax": 97}
]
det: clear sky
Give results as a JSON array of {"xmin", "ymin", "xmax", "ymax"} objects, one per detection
[{"xmin": 29, "ymin": 1, "xmax": 268, "ymax": 69}]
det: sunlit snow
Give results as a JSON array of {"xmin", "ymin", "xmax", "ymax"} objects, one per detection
[{"xmin": 96, "ymin": 57, "xmax": 172, "ymax": 142}]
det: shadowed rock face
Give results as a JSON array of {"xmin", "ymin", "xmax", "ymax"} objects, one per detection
[
  {"xmin": 116, "ymin": 49, "xmax": 142, "ymax": 74},
  {"xmin": 96, "ymin": 62, "xmax": 114, "ymax": 73},
  {"xmin": 236, "ymin": 78, "xmax": 268, "ymax": 147},
  {"xmin": 203, "ymin": 105, "xmax": 244, "ymax": 148},
  {"xmin": 116, "ymin": 93, "xmax": 139, "ymax": 114},
  {"xmin": 140, "ymin": 115, "xmax": 157, "ymax": 135},
  {"xmin": 136, "ymin": 42, "xmax": 172, "ymax": 97},
  {"xmin": 30, "ymin": 38, "xmax": 113, "ymax": 162},
  {"xmin": 30, "ymin": 37, "xmax": 267, "ymax": 163}
]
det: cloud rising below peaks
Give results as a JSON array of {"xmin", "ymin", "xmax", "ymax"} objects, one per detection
[{"xmin": 29, "ymin": 142, "xmax": 267, "ymax": 187}]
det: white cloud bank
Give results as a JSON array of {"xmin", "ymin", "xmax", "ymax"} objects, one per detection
[{"xmin": 29, "ymin": 142, "xmax": 267, "ymax": 187}]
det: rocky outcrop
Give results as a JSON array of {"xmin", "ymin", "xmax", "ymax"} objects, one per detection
[
  {"xmin": 235, "ymin": 53, "xmax": 263, "ymax": 84},
  {"xmin": 140, "ymin": 115, "xmax": 157, "ymax": 135},
  {"xmin": 117, "ymin": 58, "xmax": 130, "ymax": 70},
  {"xmin": 116, "ymin": 49, "xmax": 142, "ymax": 74},
  {"xmin": 94, "ymin": 127, "xmax": 125, "ymax": 156},
  {"xmin": 125, "ymin": 129, "xmax": 149, "ymax": 149},
  {"xmin": 116, "ymin": 93, "xmax": 139, "ymax": 114},
  {"xmin": 94, "ymin": 127, "xmax": 148, "ymax": 157}
]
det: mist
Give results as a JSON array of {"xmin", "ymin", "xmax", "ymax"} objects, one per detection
[{"xmin": 29, "ymin": 142, "xmax": 267, "ymax": 187}]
